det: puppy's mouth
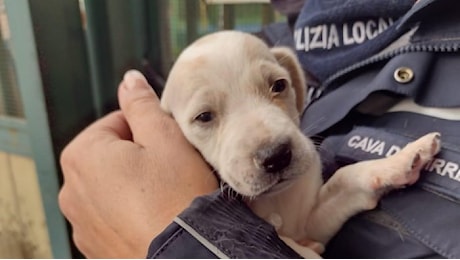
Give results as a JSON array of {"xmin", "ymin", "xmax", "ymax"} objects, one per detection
[
  {"xmin": 225, "ymin": 170, "xmax": 297, "ymax": 198},
  {"xmin": 259, "ymin": 176, "xmax": 296, "ymax": 196}
]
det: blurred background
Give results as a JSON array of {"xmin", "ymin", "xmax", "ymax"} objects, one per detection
[{"xmin": 0, "ymin": 0, "xmax": 286, "ymax": 258}]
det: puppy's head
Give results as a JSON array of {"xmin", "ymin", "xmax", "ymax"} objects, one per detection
[{"xmin": 161, "ymin": 31, "xmax": 319, "ymax": 197}]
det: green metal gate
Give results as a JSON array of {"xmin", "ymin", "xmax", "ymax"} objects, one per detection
[{"xmin": 1, "ymin": 0, "xmax": 283, "ymax": 257}]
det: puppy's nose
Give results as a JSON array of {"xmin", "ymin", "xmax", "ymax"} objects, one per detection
[{"xmin": 255, "ymin": 142, "xmax": 292, "ymax": 174}]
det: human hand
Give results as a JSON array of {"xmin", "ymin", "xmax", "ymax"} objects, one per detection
[{"xmin": 58, "ymin": 70, "xmax": 218, "ymax": 258}]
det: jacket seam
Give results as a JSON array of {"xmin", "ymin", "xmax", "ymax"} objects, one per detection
[
  {"xmin": 183, "ymin": 216, "xmax": 236, "ymax": 258},
  {"xmin": 150, "ymin": 227, "xmax": 184, "ymax": 258}
]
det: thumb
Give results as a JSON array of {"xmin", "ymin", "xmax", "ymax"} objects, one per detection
[{"xmin": 118, "ymin": 70, "xmax": 175, "ymax": 146}]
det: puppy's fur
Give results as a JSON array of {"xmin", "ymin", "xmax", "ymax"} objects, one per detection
[{"xmin": 161, "ymin": 31, "xmax": 441, "ymax": 258}]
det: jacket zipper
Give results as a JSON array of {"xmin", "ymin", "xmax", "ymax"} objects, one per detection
[{"xmin": 319, "ymin": 41, "xmax": 460, "ymax": 93}]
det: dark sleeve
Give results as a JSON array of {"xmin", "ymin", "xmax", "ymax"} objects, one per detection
[{"xmin": 146, "ymin": 190, "xmax": 301, "ymax": 259}]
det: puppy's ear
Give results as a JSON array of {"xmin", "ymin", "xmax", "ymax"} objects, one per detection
[{"xmin": 270, "ymin": 47, "xmax": 306, "ymax": 113}]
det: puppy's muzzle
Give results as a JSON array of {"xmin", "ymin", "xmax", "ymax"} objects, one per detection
[{"xmin": 255, "ymin": 142, "xmax": 292, "ymax": 174}]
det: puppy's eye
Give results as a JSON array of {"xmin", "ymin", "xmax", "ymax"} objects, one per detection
[
  {"xmin": 271, "ymin": 79, "xmax": 287, "ymax": 93},
  {"xmin": 194, "ymin": 111, "xmax": 214, "ymax": 123}
]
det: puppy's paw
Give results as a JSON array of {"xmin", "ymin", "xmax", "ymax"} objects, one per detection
[
  {"xmin": 375, "ymin": 132, "xmax": 441, "ymax": 192},
  {"xmin": 297, "ymin": 239, "xmax": 325, "ymax": 255},
  {"xmin": 280, "ymin": 236, "xmax": 322, "ymax": 259},
  {"xmin": 318, "ymin": 133, "xmax": 441, "ymax": 214},
  {"xmin": 409, "ymin": 132, "xmax": 441, "ymax": 170}
]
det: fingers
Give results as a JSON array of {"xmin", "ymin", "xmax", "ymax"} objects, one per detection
[
  {"xmin": 118, "ymin": 70, "xmax": 181, "ymax": 146},
  {"xmin": 61, "ymin": 110, "xmax": 132, "ymax": 159},
  {"xmin": 59, "ymin": 110, "xmax": 133, "ymax": 183},
  {"xmin": 85, "ymin": 110, "xmax": 132, "ymax": 141}
]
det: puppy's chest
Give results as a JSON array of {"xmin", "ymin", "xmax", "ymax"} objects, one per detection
[
  {"xmin": 247, "ymin": 196, "xmax": 311, "ymax": 240},
  {"xmin": 266, "ymin": 212, "xmax": 283, "ymax": 231}
]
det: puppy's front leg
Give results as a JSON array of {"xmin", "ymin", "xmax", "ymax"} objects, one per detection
[
  {"xmin": 305, "ymin": 132, "xmax": 441, "ymax": 244},
  {"xmin": 280, "ymin": 236, "xmax": 322, "ymax": 259}
]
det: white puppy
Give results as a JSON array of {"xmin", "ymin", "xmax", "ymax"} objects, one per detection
[{"xmin": 160, "ymin": 31, "xmax": 441, "ymax": 258}]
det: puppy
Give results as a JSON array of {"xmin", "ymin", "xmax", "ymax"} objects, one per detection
[{"xmin": 160, "ymin": 31, "xmax": 441, "ymax": 258}]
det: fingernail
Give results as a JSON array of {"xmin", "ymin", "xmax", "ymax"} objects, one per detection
[{"xmin": 123, "ymin": 70, "xmax": 147, "ymax": 90}]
